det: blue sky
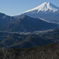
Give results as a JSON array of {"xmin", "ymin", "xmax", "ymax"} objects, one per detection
[{"xmin": 0, "ymin": 0, "xmax": 59, "ymax": 16}]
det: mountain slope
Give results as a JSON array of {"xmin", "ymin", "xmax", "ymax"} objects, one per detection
[
  {"xmin": 0, "ymin": 12, "xmax": 58, "ymax": 32},
  {"xmin": 0, "ymin": 28, "xmax": 59, "ymax": 48},
  {"xmin": 0, "ymin": 43, "xmax": 59, "ymax": 59},
  {"xmin": 23, "ymin": 2, "xmax": 59, "ymax": 13},
  {"xmin": 8, "ymin": 28, "xmax": 59, "ymax": 48},
  {"xmin": 0, "ymin": 15, "xmax": 58, "ymax": 32},
  {"xmin": 0, "ymin": 13, "xmax": 15, "ymax": 28},
  {"xmin": 15, "ymin": 2, "xmax": 59, "ymax": 23}
]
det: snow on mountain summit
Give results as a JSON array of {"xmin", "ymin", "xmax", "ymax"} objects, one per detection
[
  {"xmin": 14, "ymin": 2, "xmax": 59, "ymax": 24},
  {"xmin": 36, "ymin": 2, "xmax": 59, "ymax": 12},
  {"xmin": 23, "ymin": 2, "xmax": 59, "ymax": 13}
]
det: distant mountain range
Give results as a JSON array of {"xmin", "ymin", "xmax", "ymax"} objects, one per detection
[
  {"xmin": 0, "ymin": 2, "xmax": 58, "ymax": 32},
  {"xmin": 0, "ymin": 13, "xmax": 58, "ymax": 32},
  {"xmin": 9, "ymin": 28, "xmax": 59, "ymax": 48},
  {"xmin": 15, "ymin": 2, "xmax": 59, "ymax": 23},
  {"xmin": 0, "ymin": 28, "xmax": 59, "ymax": 48}
]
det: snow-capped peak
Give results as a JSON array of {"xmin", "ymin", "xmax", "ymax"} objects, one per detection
[
  {"xmin": 13, "ymin": 2, "xmax": 59, "ymax": 24},
  {"xmin": 37, "ymin": 2, "xmax": 59, "ymax": 12},
  {"xmin": 23, "ymin": 2, "xmax": 59, "ymax": 13}
]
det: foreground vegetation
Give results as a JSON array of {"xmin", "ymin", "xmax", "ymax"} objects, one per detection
[{"xmin": 0, "ymin": 43, "xmax": 59, "ymax": 59}]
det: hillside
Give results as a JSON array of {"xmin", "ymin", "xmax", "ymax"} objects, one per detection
[
  {"xmin": 0, "ymin": 15, "xmax": 58, "ymax": 32},
  {"xmin": 0, "ymin": 43, "xmax": 59, "ymax": 59},
  {"xmin": 0, "ymin": 28, "xmax": 59, "ymax": 48}
]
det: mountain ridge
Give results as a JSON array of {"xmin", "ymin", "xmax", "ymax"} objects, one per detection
[
  {"xmin": 14, "ymin": 2, "xmax": 59, "ymax": 23},
  {"xmin": 0, "ymin": 12, "xmax": 58, "ymax": 32}
]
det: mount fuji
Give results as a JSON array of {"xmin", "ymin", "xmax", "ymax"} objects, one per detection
[
  {"xmin": 23, "ymin": 2, "xmax": 59, "ymax": 13},
  {"xmin": 15, "ymin": 2, "xmax": 59, "ymax": 23}
]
